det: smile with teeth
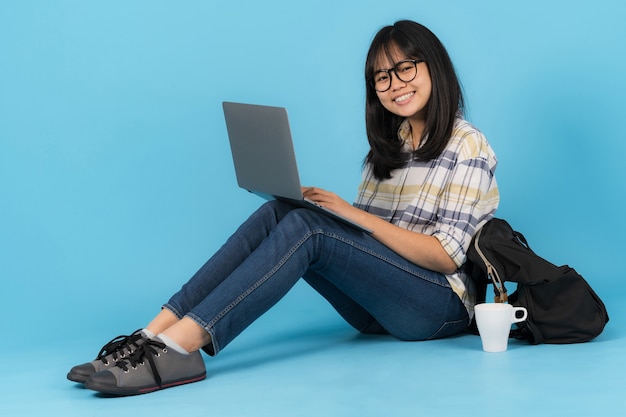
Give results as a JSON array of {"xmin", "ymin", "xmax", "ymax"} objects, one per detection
[{"xmin": 394, "ymin": 92, "xmax": 414, "ymax": 103}]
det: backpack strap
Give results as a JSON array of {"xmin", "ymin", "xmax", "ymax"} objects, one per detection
[
  {"xmin": 513, "ymin": 231, "xmax": 531, "ymax": 251},
  {"xmin": 473, "ymin": 225, "xmax": 508, "ymax": 302}
]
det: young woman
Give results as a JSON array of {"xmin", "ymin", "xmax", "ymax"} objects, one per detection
[{"xmin": 67, "ymin": 19, "xmax": 499, "ymax": 396}]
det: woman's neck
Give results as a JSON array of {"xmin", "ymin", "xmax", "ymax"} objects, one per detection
[{"xmin": 408, "ymin": 118, "xmax": 425, "ymax": 150}]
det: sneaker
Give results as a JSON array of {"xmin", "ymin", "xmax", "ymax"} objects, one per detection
[
  {"xmin": 67, "ymin": 329, "xmax": 149, "ymax": 383},
  {"xmin": 84, "ymin": 337, "xmax": 206, "ymax": 396}
]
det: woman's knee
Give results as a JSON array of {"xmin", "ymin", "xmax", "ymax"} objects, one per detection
[
  {"xmin": 281, "ymin": 207, "xmax": 327, "ymax": 231},
  {"xmin": 251, "ymin": 200, "xmax": 294, "ymax": 225},
  {"xmin": 259, "ymin": 199, "xmax": 290, "ymax": 214}
]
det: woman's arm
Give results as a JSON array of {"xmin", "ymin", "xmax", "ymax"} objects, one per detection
[{"xmin": 302, "ymin": 187, "xmax": 458, "ymax": 274}]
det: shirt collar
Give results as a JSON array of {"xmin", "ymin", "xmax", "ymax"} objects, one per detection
[{"xmin": 397, "ymin": 119, "xmax": 429, "ymax": 151}]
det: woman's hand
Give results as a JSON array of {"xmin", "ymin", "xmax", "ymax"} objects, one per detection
[
  {"xmin": 301, "ymin": 186, "xmax": 457, "ymax": 274},
  {"xmin": 301, "ymin": 187, "xmax": 353, "ymax": 216}
]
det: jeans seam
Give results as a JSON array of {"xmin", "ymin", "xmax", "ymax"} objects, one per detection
[
  {"xmin": 320, "ymin": 230, "xmax": 450, "ymax": 288},
  {"xmin": 203, "ymin": 229, "xmax": 316, "ymax": 333}
]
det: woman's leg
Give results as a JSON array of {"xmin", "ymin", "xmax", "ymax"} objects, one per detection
[
  {"xmin": 302, "ymin": 271, "xmax": 389, "ymax": 335},
  {"xmin": 145, "ymin": 308, "xmax": 179, "ymax": 335},
  {"xmin": 302, "ymin": 266, "xmax": 468, "ymax": 341},
  {"xmin": 146, "ymin": 200, "xmax": 300, "ymax": 350},
  {"xmin": 177, "ymin": 206, "xmax": 468, "ymax": 356},
  {"xmin": 164, "ymin": 200, "xmax": 295, "ymax": 319}
]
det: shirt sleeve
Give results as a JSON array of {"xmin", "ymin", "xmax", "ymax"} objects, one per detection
[{"xmin": 432, "ymin": 129, "xmax": 499, "ymax": 267}]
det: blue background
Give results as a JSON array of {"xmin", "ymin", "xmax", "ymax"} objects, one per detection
[{"xmin": 1, "ymin": 1, "xmax": 624, "ymax": 416}]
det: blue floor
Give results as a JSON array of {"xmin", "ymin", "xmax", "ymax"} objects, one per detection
[{"xmin": 1, "ymin": 281, "xmax": 623, "ymax": 417}]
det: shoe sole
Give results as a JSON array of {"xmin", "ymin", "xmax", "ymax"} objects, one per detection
[{"xmin": 84, "ymin": 372, "xmax": 207, "ymax": 396}]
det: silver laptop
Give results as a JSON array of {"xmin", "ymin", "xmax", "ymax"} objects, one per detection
[{"xmin": 222, "ymin": 101, "xmax": 372, "ymax": 234}]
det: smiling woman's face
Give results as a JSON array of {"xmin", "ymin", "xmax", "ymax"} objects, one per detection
[{"xmin": 374, "ymin": 50, "xmax": 432, "ymax": 124}]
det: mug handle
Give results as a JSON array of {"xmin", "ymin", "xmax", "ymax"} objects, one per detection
[{"xmin": 511, "ymin": 306, "xmax": 528, "ymax": 323}]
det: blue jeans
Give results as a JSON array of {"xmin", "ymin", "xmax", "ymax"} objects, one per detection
[{"xmin": 164, "ymin": 201, "xmax": 468, "ymax": 355}]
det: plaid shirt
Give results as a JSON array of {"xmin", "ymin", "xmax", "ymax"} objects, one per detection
[{"xmin": 354, "ymin": 118, "xmax": 499, "ymax": 314}]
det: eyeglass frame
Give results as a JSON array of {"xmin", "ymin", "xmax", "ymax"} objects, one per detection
[{"xmin": 369, "ymin": 59, "xmax": 425, "ymax": 92}]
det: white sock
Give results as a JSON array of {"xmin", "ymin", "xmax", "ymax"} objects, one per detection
[
  {"xmin": 157, "ymin": 333, "xmax": 189, "ymax": 355},
  {"xmin": 141, "ymin": 329, "xmax": 155, "ymax": 339}
]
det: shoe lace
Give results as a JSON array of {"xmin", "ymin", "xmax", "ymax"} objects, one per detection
[
  {"xmin": 115, "ymin": 339, "xmax": 168, "ymax": 388},
  {"xmin": 96, "ymin": 329, "xmax": 145, "ymax": 365}
]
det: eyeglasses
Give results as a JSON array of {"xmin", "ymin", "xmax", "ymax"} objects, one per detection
[{"xmin": 369, "ymin": 59, "xmax": 424, "ymax": 92}]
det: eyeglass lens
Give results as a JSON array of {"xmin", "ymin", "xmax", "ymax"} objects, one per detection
[{"xmin": 372, "ymin": 60, "xmax": 418, "ymax": 92}]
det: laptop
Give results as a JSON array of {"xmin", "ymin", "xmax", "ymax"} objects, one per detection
[{"xmin": 222, "ymin": 101, "xmax": 372, "ymax": 234}]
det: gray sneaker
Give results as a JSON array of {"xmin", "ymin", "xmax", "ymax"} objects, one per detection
[
  {"xmin": 67, "ymin": 329, "xmax": 149, "ymax": 383},
  {"xmin": 84, "ymin": 337, "xmax": 206, "ymax": 396}
]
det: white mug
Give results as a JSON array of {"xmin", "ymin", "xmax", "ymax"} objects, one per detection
[{"xmin": 474, "ymin": 303, "xmax": 528, "ymax": 352}]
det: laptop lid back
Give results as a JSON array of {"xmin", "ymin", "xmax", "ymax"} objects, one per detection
[{"xmin": 222, "ymin": 102, "xmax": 303, "ymax": 201}]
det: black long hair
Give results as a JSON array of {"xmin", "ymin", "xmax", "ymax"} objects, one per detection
[{"xmin": 364, "ymin": 20, "xmax": 465, "ymax": 179}]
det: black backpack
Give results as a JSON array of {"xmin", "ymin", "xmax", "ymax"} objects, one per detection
[{"xmin": 465, "ymin": 218, "xmax": 609, "ymax": 344}]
